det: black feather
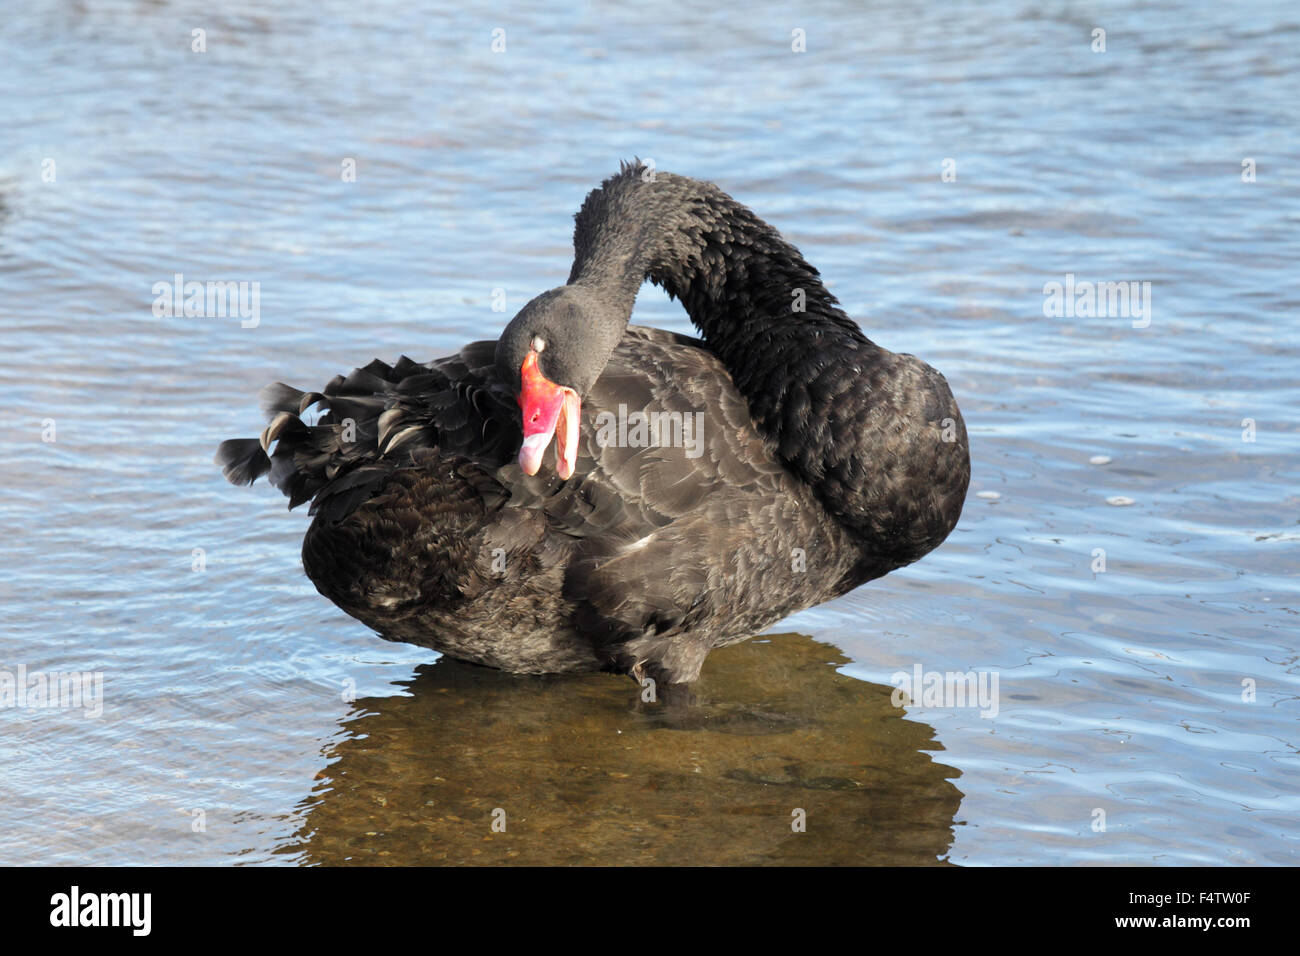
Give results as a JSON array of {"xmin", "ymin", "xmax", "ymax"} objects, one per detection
[{"xmin": 215, "ymin": 167, "xmax": 970, "ymax": 683}]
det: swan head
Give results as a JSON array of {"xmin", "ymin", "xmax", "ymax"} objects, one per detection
[{"xmin": 496, "ymin": 286, "xmax": 627, "ymax": 480}]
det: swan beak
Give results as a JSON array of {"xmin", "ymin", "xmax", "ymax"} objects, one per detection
[{"xmin": 518, "ymin": 351, "xmax": 580, "ymax": 479}]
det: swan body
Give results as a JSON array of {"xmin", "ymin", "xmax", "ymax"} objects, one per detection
[{"xmin": 217, "ymin": 164, "xmax": 970, "ymax": 684}]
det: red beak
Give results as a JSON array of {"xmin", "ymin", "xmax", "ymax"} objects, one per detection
[{"xmin": 518, "ymin": 350, "xmax": 580, "ymax": 479}]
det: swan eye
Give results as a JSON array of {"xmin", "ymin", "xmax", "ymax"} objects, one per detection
[{"xmin": 530, "ymin": 335, "xmax": 546, "ymax": 353}]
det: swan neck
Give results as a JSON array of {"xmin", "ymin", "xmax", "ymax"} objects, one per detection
[
  {"xmin": 564, "ymin": 165, "xmax": 970, "ymax": 568},
  {"xmin": 567, "ymin": 165, "xmax": 874, "ymax": 432}
]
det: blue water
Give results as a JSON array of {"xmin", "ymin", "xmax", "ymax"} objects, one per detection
[{"xmin": 2, "ymin": 0, "xmax": 1297, "ymax": 865}]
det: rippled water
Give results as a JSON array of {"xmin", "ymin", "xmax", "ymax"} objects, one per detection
[{"xmin": 2, "ymin": 0, "xmax": 1297, "ymax": 865}]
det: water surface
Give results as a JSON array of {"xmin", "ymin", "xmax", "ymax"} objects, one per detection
[{"xmin": 1, "ymin": 0, "xmax": 1297, "ymax": 865}]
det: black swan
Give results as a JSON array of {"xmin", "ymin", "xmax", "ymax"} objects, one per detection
[{"xmin": 216, "ymin": 162, "xmax": 970, "ymax": 685}]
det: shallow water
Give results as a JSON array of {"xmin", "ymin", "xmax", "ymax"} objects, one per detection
[
  {"xmin": 284, "ymin": 636, "xmax": 961, "ymax": 866},
  {"xmin": 2, "ymin": 0, "xmax": 1298, "ymax": 866}
]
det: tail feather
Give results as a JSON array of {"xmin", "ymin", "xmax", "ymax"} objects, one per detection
[
  {"xmin": 259, "ymin": 382, "xmax": 325, "ymax": 417},
  {"xmin": 216, "ymin": 344, "xmax": 514, "ymax": 522},
  {"xmin": 214, "ymin": 438, "xmax": 272, "ymax": 486},
  {"xmin": 216, "ymin": 358, "xmax": 437, "ymax": 514}
]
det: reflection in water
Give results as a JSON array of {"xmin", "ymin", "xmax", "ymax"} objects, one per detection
[{"xmin": 280, "ymin": 634, "xmax": 962, "ymax": 865}]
